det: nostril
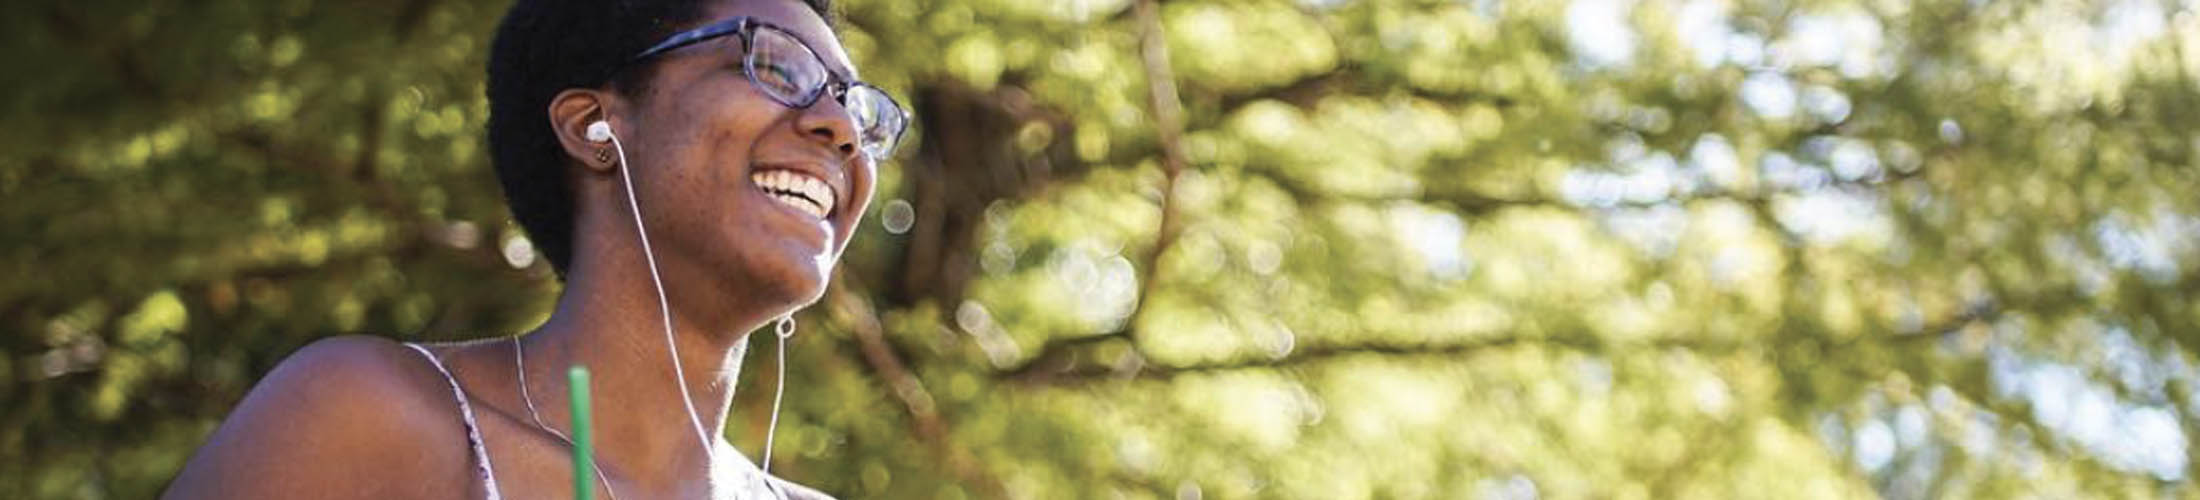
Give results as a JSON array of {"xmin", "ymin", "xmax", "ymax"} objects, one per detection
[{"xmin": 807, "ymin": 125, "xmax": 855, "ymax": 156}]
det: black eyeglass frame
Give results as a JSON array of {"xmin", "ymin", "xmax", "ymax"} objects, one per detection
[{"xmin": 629, "ymin": 16, "xmax": 910, "ymax": 159}]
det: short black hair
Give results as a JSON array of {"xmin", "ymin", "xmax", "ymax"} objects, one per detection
[{"xmin": 486, "ymin": 0, "xmax": 833, "ymax": 277}]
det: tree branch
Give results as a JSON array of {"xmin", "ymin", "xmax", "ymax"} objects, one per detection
[
  {"xmin": 1000, "ymin": 166, "xmax": 1944, "ymax": 384},
  {"xmin": 1242, "ymin": 159, "xmax": 1927, "ymax": 217},
  {"xmin": 42, "ymin": 4, "xmax": 162, "ymax": 99},
  {"xmin": 1121, "ymin": 0, "xmax": 1193, "ymax": 343},
  {"xmin": 827, "ymin": 279, "xmax": 945, "ymax": 441},
  {"xmin": 1006, "ymin": 331, "xmax": 1738, "ymax": 385},
  {"xmin": 824, "ymin": 277, "xmax": 1006, "ymax": 498},
  {"xmin": 1005, "ymin": 274, "xmax": 2084, "ymax": 386},
  {"xmin": 995, "ymin": 328, "xmax": 1135, "ymax": 380},
  {"xmin": 1206, "ymin": 66, "xmax": 1518, "ymax": 116}
]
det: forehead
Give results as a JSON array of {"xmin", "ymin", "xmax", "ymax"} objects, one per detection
[{"xmin": 695, "ymin": 0, "xmax": 855, "ymax": 77}]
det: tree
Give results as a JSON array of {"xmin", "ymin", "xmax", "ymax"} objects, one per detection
[{"xmin": 3, "ymin": 0, "xmax": 2198, "ymax": 498}]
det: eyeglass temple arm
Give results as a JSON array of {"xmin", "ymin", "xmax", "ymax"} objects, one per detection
[{"xmin": 631, "ymin": 17, "xmax": 750, "ymax": 61}]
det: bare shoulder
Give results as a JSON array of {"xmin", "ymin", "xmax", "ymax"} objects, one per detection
[{"xmin": 165, "ymin": 335, "xmax": 473, "ymax": 499}]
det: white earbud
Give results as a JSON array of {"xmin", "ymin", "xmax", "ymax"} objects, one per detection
[{"xmin": 586, "ymin": 120, "xmax": 614, "ymax": 143}]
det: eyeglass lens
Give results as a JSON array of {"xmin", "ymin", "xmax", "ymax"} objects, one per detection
[{"xmin": 747, "ymin": 26, "xmax": 906, "ymax": 158}]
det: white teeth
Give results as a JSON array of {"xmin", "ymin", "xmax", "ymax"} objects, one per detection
[
  {"xmin": 770, "ymin": 193, "xmax": 823, "ymax": 218},
  {"xmin": 750, "ymin": 169, "xmax": 836, "ymax": 219}
]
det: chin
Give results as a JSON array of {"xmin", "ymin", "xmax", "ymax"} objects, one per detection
[
  {"xmin": 781, "ymin": 269, "xmax": 828, "ymax": 307},
  {"xmin": 790, "ymin": 254, "xmax": 837, "ymax": 304},
  {"xmin": 742, "ymin": 250, "xmax": 836, "ymax": 316}
]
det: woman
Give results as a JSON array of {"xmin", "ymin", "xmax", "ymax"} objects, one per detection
[{"xmin": 164, "ymin": 0, "xmax": 904, "ymax": 497}]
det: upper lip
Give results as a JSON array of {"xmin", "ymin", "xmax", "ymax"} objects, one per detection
[{"xmin": 749, "ymin": 158, "xmax": 846, "ymax": 217}]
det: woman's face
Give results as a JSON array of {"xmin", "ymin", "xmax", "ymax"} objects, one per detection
[{"xmin": 610, "ymin": 0, "xmax": 876, "ymax": 310}]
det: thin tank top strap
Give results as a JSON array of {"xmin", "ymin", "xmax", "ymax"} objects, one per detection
[{"xmin": 403, "ymin": 342, "xmax": 504, "ymax": 500}]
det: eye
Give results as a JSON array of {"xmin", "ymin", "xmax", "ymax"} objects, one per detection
[
  {"xmin": 757, "ymin": 62, "xmax": 798, "ymax": 89},
  {"xmin": 745, "ymin": 27, "xmax": 829, "ymax": 101}
]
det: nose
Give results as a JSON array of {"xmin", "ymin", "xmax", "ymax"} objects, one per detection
[{"xmin": 795, "ymin": 94, "xmax": 860, "ymax": 160}]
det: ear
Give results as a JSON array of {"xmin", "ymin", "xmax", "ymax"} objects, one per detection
[{"xmin": 548, "ymin": 88, "xmax": 618, "ymax": 174}]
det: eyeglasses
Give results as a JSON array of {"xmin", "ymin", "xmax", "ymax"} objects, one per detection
[{"xmin": 632, "ymin": 17, "xmax": 911, "ymax": 160}]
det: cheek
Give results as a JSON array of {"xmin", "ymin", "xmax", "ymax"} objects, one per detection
[
  {"xmin": 852, "ymin": 163, "xmax": 880, "ymax": 212},
  {"xmin": 689, "ymin": 116, "xmax": 754, "ymax": 171},
  {"xmin": 655, "ymin": 82, "xmax": 776, "ymax": 166},
  {"xmin": 650, "ymin": 117, "xmax": 758, "ymax": 211},
  {"xmin": 836, "ymin": 163, "xmax": 880, "ymax": 249}
]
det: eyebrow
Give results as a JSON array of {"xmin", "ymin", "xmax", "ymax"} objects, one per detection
[
  {"xmin": 796, "ymin": 32, "xmax": 860, "ymax": 81},
  {"xmin": 724, "ymin": 23, "xmax": 861, "ymax": 81},
  {"xmin": 646, "ymin": 16, "xmax": 864, "ymax": 82}
]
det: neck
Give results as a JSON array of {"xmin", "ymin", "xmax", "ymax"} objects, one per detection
[{"xmin": 515, "ymin": 219, "xmax": 784, "ymax": 483}]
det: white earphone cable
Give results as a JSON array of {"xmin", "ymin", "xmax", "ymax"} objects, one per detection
[
  {"xmin": 762, "ymin": 317, "xmax": 793, "ymax": 476},
  {"xmin": 606, "ymin": 129, "xmax": 719, "ymax": 462},
  {"xmin": 602, "ymin": 121, "xmax": 800, "ymax": 493}
]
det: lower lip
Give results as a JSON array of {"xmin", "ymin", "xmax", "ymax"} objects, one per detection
[{"xmin": 750, "ymin": 182, "xmax": 834, "ymax": 242}]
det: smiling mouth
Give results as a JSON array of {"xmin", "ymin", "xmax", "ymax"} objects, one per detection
[{"xmin": 749, "ymin": 168, "xmax": 836, "ymax": 219}]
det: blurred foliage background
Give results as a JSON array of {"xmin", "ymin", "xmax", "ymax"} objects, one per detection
[{"xmin": 5, "ymin": 0, "xmax": 2200, "ymax": 498}]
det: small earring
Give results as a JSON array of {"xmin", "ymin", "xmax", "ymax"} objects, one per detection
[
  {"xmin": 594, "ymin": 148, "xmax": 613, "ymax": 165},
  {"xmin": 775, "ymin": 316, "xmax": 797, "ymax": 339}
]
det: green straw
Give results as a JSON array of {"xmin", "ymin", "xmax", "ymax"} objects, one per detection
[{"xmin": 568, "ymin": 366, "xmax": 595, "ymax": 500}]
